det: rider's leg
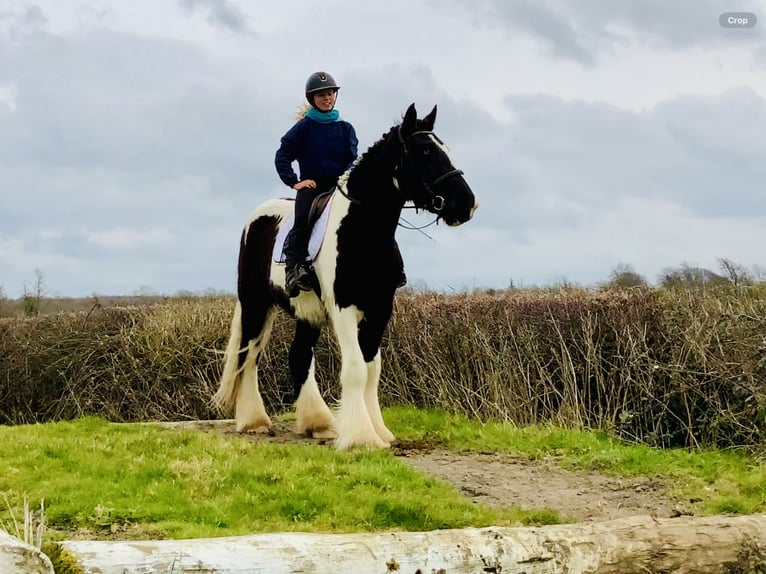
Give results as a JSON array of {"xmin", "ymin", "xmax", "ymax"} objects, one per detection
[{"xmin": 285, "ymin": 188, "xmax": 319, "ymax": 295}]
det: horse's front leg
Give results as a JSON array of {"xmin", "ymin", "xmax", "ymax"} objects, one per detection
[
  {"xmin": 331, "ymin": 307, "xmax": 389, "ymax": 449},
  {"xmin": 364, "ymin": 351, "xmax": 395, "ymax": 444},
  {"xmin": 358, "ymin": 301, "xmax": 396, "ymax": 444}
]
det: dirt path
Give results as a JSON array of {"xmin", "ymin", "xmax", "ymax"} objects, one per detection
[
  {"xmin": 396, "ymin": 448, "xmax": 676, "ymax": 522},
  {"xmin": 162, "ymin": 419, "xmax": 679, "ymax": 523}
]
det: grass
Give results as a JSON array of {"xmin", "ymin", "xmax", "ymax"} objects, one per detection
[
  {"xmin": 1, "ymin": 407, "xmax": 764, "ymax": 547},
  {"xmin": 386, "ymin": 407, "xmax": 766, "ymax": 516},
  {"xmin": 0, "ymin": 415, "xmax": 543, "ymax": 542}
]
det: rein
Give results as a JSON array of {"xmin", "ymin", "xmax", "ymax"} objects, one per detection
[{"xmin": 335, "ymin": 182, "xmax": 437, "ymax": 235}]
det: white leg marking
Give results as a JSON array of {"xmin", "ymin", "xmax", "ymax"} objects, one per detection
[
  {"xmin": 332, "ymin": 307, "xmax": 388, "ymax": 450},
  {"xmin": 295, "ymin": 360, "xmax": 336, "ymax": 439},
  {"xmin": 233, "ymin": 310, "xmax": 276, "ymax": 434},
  {"xmin": 235, "ymin": 358, "xmax": 271, "ymax": 433},
  {"xmin": 365, "ymin": 352, "xmax": 395, "ymax": 444}
]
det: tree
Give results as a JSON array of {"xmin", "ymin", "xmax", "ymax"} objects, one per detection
[
  {"xmin": 717, "ymin": 258, "xmax": 753, "ymax": 287},
  {"xmin": 602, "ymin": 263, "xmax": 648, "ymax": 289},
  {"xmin": 658, "ymin": 263, "xmax": 729, "ymax": 289},
  {"xmin": 0, "ymin": 284, "xmax": 9, "ymax": 318},
  {"xmin": 21, "ymin": 269, "xmax": 46, "ymax": 316}
]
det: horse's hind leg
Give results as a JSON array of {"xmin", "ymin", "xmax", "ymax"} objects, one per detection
[
  {"xmin": 292, "ymin": 320, "xmax": 336, "ymax": 438},
  {"xmin": 227, "ymin": 217, "xmax": 280, "ymax": 433},
  {"xmin": 214, "ymin": 299, "xmax": 276, "ymax": 433},
  {"xmin": 235, "ymin": 305, "xmax": 277, "ymax": 433}
]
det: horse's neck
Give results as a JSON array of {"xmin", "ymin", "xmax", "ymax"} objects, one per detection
[
  {"xmin": 344, "ymin": 175, "xmax": 403, "ymax": 239},
  {"xmin": 344, "ymin": 133, "xmax": 403, "ymax": 218}
]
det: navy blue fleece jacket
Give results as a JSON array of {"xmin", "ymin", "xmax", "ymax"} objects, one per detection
[{"xmin": 274, "ymin": 117, "xmax": 358, "ymax": 188}]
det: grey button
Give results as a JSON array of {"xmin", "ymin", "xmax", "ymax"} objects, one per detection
[{"xmin": 719, "ymin": 12, "xmax": 757, "ymax": 27}]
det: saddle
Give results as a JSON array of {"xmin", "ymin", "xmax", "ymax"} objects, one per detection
[
  {"xmin": 272, "ymin": 189, "xmax": 335, "ymax": 264},
  {"xmin": 307, "ymin": 190, "xmax": 333, "ymax": 228}
]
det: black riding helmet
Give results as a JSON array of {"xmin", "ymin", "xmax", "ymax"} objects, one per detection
[{"xmin": 305, "ymin": 71, "xmax": 340, "ymax": 107}]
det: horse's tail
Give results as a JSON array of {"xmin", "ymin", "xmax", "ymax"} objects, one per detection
[
  {"xmin": 213, "ymin": 300, "xmax": 245, "ymax": 413},
  {"xmin": 214, "ymin": 213, "xmax": 280, "ymax": 414}
]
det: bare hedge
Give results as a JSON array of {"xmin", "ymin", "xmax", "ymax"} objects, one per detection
[{"xmin": 1, "ymin": 287, "xmax": 764, "ymax": 448}]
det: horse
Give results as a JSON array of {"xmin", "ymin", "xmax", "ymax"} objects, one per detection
[{"xmin": 214, "ymin": 103, "xmax": 478, "ymax": 449}]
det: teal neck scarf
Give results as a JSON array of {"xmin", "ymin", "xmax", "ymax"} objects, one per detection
[{"xmin": 306, "ymin": 107, "xmax": 340, "ymax": 123}]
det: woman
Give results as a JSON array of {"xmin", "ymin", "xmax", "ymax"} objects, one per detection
[{"xmin": 275, "ymin": 71, "xmax": 358, "ymax": 295}]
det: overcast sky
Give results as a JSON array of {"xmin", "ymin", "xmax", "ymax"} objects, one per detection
[{"xmin": 1, "ymin": 1, "xmax": 764, "ymax": 297}]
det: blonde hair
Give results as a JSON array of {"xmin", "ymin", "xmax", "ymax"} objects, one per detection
[{"xmin": 294, "ymin": 102, "xmax": 311, "ymax": 122}]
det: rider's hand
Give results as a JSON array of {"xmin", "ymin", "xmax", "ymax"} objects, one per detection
[{"xmin": 293, "ymin": 179, "xmax": 317, "ymax": 191}]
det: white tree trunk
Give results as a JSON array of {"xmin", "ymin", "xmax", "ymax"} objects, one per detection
[{"xmin": 61, "ymin": 514, "xmax": 766, "ymax": 574}]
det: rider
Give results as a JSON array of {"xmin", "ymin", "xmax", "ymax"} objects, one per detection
[{"xmin": 275, "ymin": 71, "xmax": 358, "ymax": 296}]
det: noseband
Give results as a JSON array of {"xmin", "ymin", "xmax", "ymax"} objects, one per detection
[{"xmin": 397, "ymin": 127, "xmax": 464, "ymax": 213}]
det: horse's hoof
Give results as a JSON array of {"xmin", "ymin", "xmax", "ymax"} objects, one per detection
[
  {"xmin": 237, "ymin": 422, "xmax": 273, "ymax": 435},
  {"xmin": 309, "ymin": 427, "xmax": 337, "ymax": 440},
  {"xmin": 334, "ymin": 434, "xmax": 390, "ymax": 450},
  {"xmin": 376, "ymin": 428, "xmax": 396, "ymax": 444}
]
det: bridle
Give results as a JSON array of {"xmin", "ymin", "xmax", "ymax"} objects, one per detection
[
  {"xmin": 336, "ymin": 126, "xmax": 464, "ymax": 216},
  {"xmin": 396, "ymin": 127, "xmax": 464, "ymax": 213}
]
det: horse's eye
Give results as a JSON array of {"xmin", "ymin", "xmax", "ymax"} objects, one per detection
[{"xmin": 423, "ymin": 148, "xmax": 431, "ymax": 155}]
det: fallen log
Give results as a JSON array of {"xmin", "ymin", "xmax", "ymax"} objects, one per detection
[
  {"xmin": 61, "ymin": 514, "xmax": 766, "ymax": 574},
  {"xmin": 0, "ymin": 530, "xmax": 54, "ymax": 574}
]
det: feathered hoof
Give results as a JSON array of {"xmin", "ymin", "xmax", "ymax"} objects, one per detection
[
  {"xmin": 334, "ymin": 431, "xmax": 390, "ymax": 451},
  {"xmin": 376, "ymin": 427, "xmax": 396, "ymax": 444},
  {"xmin": 307, "ymin": 426, "xmax": 337, "ymax": 440},
  {"xmin": 236, "ymin": 417, "xmax": 273, "ymax": 435},
  {"xmin": 295, "ymin": 410, "xmax": 337, "ymax": 439}
]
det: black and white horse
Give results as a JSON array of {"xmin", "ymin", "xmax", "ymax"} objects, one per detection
[{"xmin": 214, "ymin": 104, "xmax": 477, "ymax": 449}]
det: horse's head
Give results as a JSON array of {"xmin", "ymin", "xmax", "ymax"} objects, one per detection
[{"xmin": 395, "ymin": 104, "xmax": 478, "ymax": 226}]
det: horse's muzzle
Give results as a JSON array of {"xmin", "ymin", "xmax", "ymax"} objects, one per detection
[{"xmin": 441, "ymin": 178, "xmax": 478, "ymax": 226}]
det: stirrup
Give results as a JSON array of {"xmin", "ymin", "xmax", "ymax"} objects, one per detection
[
  {"xmin": 286, "ymin": 264, "xmax": 312, "ymax": 297},
  {"xmin": 294, "ymin": 265, "xmax": 313, "ymax": 291}
]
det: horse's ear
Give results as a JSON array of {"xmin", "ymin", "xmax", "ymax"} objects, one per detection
[
  {"xmin": 402, "ymin": 103, "xmax": 417, "ymax": 135},
  {"xmin": 423, "ymin": 105, "xmax": 437, "ymax": 129}
]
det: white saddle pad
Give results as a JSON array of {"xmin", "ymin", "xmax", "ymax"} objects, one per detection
[{"xmin": 272, "ymin": 194, "xmax": 334, "ymax": 264}]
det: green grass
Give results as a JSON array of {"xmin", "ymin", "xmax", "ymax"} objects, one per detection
[
  {"xmin": 0, "ymin": 415, "xmax": 542, "ymax": 541},
  {"xmin": 2, "ymin": 408, "xmax": 764, "ymax": 544},
  {"xmin": 386, "ymin": 406, "xmax": 766, "ymax": 515}
]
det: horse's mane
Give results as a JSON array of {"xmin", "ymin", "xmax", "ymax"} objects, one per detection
[
  {"xmin": 354, "ymin": 111, "xmax": 430, "ymax": 168},
  {"xmin": 337, "ymin": 124, "xmax": 398, "ymax": 190},
  {"xmin": 356, "ymin": 124, "xmax": 398, "ymax": 164},
  {"xmin": 340, "ymin": 111, "xmax": 429, "ymax": 188}
]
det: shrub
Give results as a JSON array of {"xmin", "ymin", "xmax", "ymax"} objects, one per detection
[{"xmin": 1, "ymin": 288, "xmax": 764, "ymax": 449}]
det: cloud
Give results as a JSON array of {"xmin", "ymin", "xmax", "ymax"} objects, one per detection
[
  {"xmin": 491, "ymin": 88, "xmax": 766, "ymax": 221},
  {"xmin": 87, "ymin": 227, "xmax": 174, "ymax": 250},
  {"xmin": 442, "ymin": 0, "xmax": 763, "ymax": 64},
  {"xmin": 0, "ymin": 4, "xmax": 48, "ymax": 33},
  {"xmin": 0, "ymin": 1, "xmax": 763, "ymax": 297},
  {"xmin": 179, "ymin": 0, "xmax": 253, "ymax": 35},
  {"xmin": 0, "ymin": 83, "xmax": 17, "ymax": 110},
  {"xmin": 0, "ymin": 22, "xmax": 274, "ymax": 296}
]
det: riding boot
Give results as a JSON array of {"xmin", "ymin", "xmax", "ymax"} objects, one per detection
[{"xmin": 284, "ymin": 227, "xmax": 313, "ymax": 296}]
